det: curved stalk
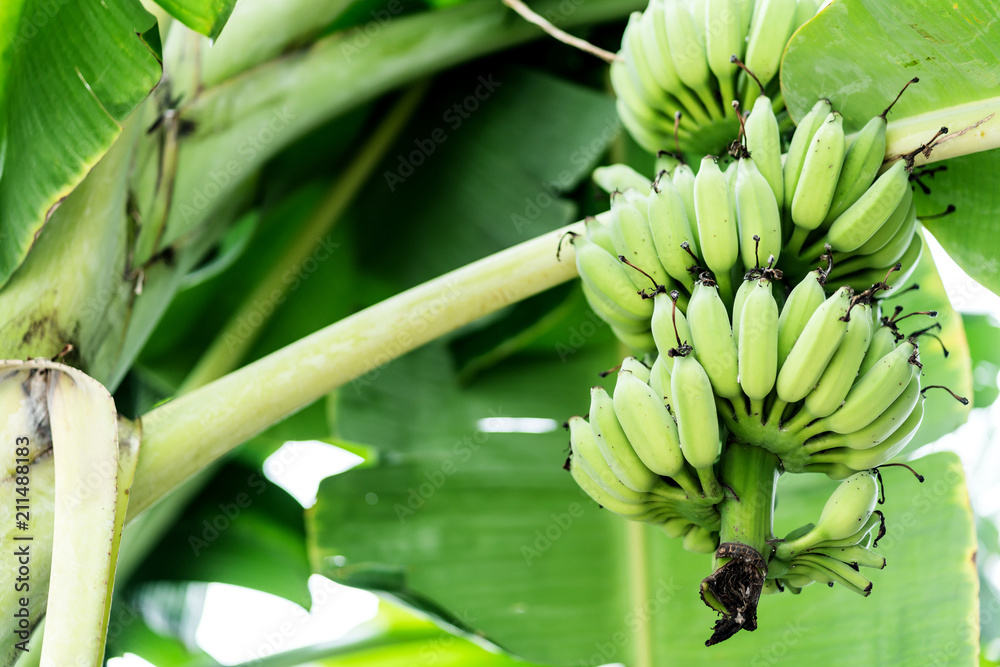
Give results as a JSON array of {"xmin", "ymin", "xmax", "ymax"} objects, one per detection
[
  {"xmin": 128, "ymin": 218, "xmax": 594, "ymax": 517},
  {"xmin": 883, "ymin": 96, "xmax": 1000, "ymax": 167}
]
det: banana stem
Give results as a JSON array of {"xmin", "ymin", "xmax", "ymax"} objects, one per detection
[
  {"xmin": 697, "ymin": 467, "xmax": 724, "ymax": 504},
  {"xmin": 788, "ymin": 225, "xmax": 811, "ymax": 257},
  {"xmin": 128, "ymin": 220, "xmax": 588, "ymax": 518},
  {"xmin": 717, "ymin": 442, "xmax": 779, "ymax": 559}
]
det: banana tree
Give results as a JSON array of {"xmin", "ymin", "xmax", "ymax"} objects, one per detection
[{"xmin": 0, "ymin": 0, "xmax": 998, "ymax": 664}]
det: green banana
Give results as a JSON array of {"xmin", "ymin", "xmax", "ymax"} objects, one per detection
[
  {"xmin": 671, "ymin": 352, "xmax": 723, "ymax": 499},
  {"xmin": 805, "ymin": 545, "xmax": 886, "ymax": 569},
  {"xmin": 801, "ymin": 364, "xmax": 920, "ymax": 451},
  {"xmin": 791, "ymin": 111, "xmax": 846, "ymax": 232},
  {"xmin": 640, "ymin": 0, "xmax": 712, "ymax": 125},
  {"xmin": 810, "ymin": 395, "xmax": 924, "ymax": 471},
  {"xmin": 694, "ymin": 156, "xmax": 739, "ymax": 299},
  {"xmin": 828, "ymin": 233, "xmax": 923, "ymax": 294},
  {"xmin": 590, "ymin": 385, "xmax": 661, "ymax": 493},
  {"xmin": 811, "ymin": 508, "xmax": 884, "ymax": 549},
  {"xmin": 853, "ymin": 185, "xmax": 914, "ymax": 256},
  {"xmin": 776, "ymin": 269, "xmax": 827, "ymax": 369},
  {"xmin": 614, "ymin": 368, "xmax": 700, "ymax": 495},
  {"xmin": 648, "ymin": 176, "xmax": 700, "ymax": 290},
  {"xmin": 688, "ymin": 280, "xmax": 742, "ymax": 400},
  {"xmin": 796, "ymin": 303, "xmax": 873, "ymax": 423},
  {"xmin": 568, "ymin": 458, "xmax": 665, "ymax": 520},
  {"xmin": 593, "ymin": 164, "xmax": 650, "ymax": 194},
  {"xmin": 615, "ymin": 99, "xmax": 670, "ymax": 154},
  {"xmin": 610, "ymin": 197, "xmax": 673, "ymax": 290},
  {"xmin": 663, "ymin": 516, "xmax": 693, "ymax": 538},
  {"xmin": 585, "ymin": 216, "xmax": 617, "ymax": 255},
  {"xmin": 858, "ymin": 321, "xmax": 901, "ymax": 377},
  {"xmin": 705, "ymin": 0, "xmax": 741, "ymax": 112},
  {"xmin": 651, "ymin": 291, "xmax": 693, "ymax": 367},
  {"xmin": 743, "ymin": 0, "xmax": 797, "ymax": 104},
  {"xmin": 794, "ymin": 0, "xmax": 822, "ymax": 29},
  {"xmin": 735, "ymin": 156, "xmax": 782, "ymax": 271},
  {"xmin": 731, "ymin": 276, "xmax": 756, "ymax": 344},
  {"xmin": 569, "ymin": 415, "xmax": 652, "ymax": 504},
  {"xmin": 620, "ymin": 355, "xmax": 651, "ymax": 384},
  {"xmin": 775, "ymin": 471, "xmax": 879, "ymax": 559},
  {"xmin": 622, "ymin": 13, "xmax": 672, "ymax": 109},
  {"xmin": 824, "ymin": 117, "xmax": 888, "ymax": 224},
  {"xmin": 783, "ymin": 99, "xmax": 833, "ymax": 212},
  {"xmin": 663, "ymin": 0, "xmax": 721, "ymax": 120},
  {"xmin": 738, "ymin": 279, "xmax": 779, "ymax": 401},
  {"xmin": 744, "ymin": 93, "xmax": 784, "ymax": 204},
  {"xmin": 820, "ymin": 341, "xmax": 917, "ymax": 434},
  {"xmin": 649, "ymin": 354, "xmax": 675, "ymax": 409},
  {"xmin": 792, "ymin": 553, "xmax": 873, "ymax": 595},
  {"xmin": 574, "ymin": 235, "xmax": 654, "ymax": 320},
  {"xmin": 827, "ymin": 160, "xmax": 909, "ymax": 252},
  {"xmin": 610, "ymin": 326, "xmax": 657, "ymax": 354},
  {"xmin": 580, "ymin": 283, "xmax": 652, "ymax": 335},
  {"xmin": 834, "ymin": 196, "xmax": 918, "ymax": 275},
  {"xmin": 776, "ymin": 287, "xmax": 852, "ymax": 403},
  {"xmin": 673, "ymin": 164, "xmax": 699, "ymax": 244},
  {"xmin": 684, "ymin": 524, "xmax": 719, "ymax": 554}
]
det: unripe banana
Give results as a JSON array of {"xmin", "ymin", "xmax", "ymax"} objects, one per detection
[
  {"xmin": 735, "ymin": 156, "xmax": 782, "ymax": 271},
  {"xmin": 776, "ymin": 287, "xmax": 851, "ymax": 403},
  {"xmin": 614, "ymin": 370, "xmax": 701, "ymax": 495},
  {"xmin": 648, "ymin": 176, "xmax": 700, "ymax": 290},
  {"xmin": 620, "ymin": 356, "xmax": 651, "ymax": 384},
  {"xmin": 704, "ymin": 0, "xmax": 740, "ymax": 112},
  {"xmin": 738, "ymin": 279, "xmax": 779, "ymax": 401},
  {"xmin": 743, "ymin": 0, "xmax": 797, "ymax": 101},
  {"xmin": 585, "ymin": 216, "xmax": 617, "ymax": 255},
  {"xmin": 853, "ymin": 185, "xmax": 914, "ymax": 256},
  {"xmin": 791, "ymin": 112, "xmax": 846, "ymax": 231},
  {"xmin": 820, "ymin": 341, "xmax": 917, "ymax": 434},
  {"xmin": 663, "ymin": 516, "xmax": 693, "ymax": 539},
  {"xmin": 744, "ymin": 94, "xmax": 784, "ymax": 204},
  {"xmin": 858, "ymin": 323, "xmax": 900, "ymax": 378},
  {"xmin": 801, "ymin": 362, "xmax": 920, "ymax": 451},
  {"xmin": 640, "ymin": 0, "xmax": 712, "ymax": 125},
  {"xmin": 731, "ymin": 277, "xmax": 756, "ymax": 344},
  {"xmin": 574, "ymin": 235, "xmax": 654, "ymax": 320},
  {"xmin": 687, "ymin": 281, "xmax": 742, "ymax": 400},
  {"xmin": 671, "ymin": 352, "xmax": 723, "ymax": 474},
  {"xmin": 694, "ymin": 156, "xmax": 739, "ymax": 298},
  {"xmin": 568, "ymin": 457, "xmax": 663, "ymax": 519},
  {"xmin": 622, "ymin": 13, "xmax": 671, "ymax": 109},
  {"xmin": 806, "ymin": 545, "xmax": 886, "ymax": 570},
  {"xmin": 811, "ymin": 508, "xmax": 884, "ymax": 549},
  {"xmin": 569, "ymin": 416, "xmax": 650, "ymax": 504},
  {"xmin": 615, "ymin": 99, "xmax": 670, "ymax": 155},
  {"xmin": 825, "ymin": 115, "xmax": 889, "ymax": 223},
  {"xmin": 580, "ymin": 283, "xmax": 652, "ymax": 335},
  {"xmin": 827, "ymin": 160, "xmax": 909, "ymax": 252},
  {"xmin": 610, "ymin": 326, "xmax": 657, "ymax": 354},
  {"xmin": 829, "ymin": 233, "xmax": 924, "ymax": 294},
  {"xmin": 649, "ymin": 354, "xmax": 675, "ymax": 408},
  {"xmin": 663, "ymin": 0, "xmax": 720, "ymax": 120},
  {"xmin": 811, "ymin": 395, "xmax": 923, "ymax": 471},
  {"xmin": 651, "ymin": 291, "xmax": 693, "ymax": 368},
  {"xmin": 777, "ymin": 270, "xmax": 827, "ymax": 368},
  {"xmin": 791, "ymin": 553, "xmax": 873, "ymax": 596},
  {"xmin": 835, "ymin": 197, "xmax": 918, "ymax": 275},
  {"xmin": 590, "ymin": 386, "xmax": 660, "ymax": 493},
  {"xmin": 798, "ymin": 303, "xmax": 873, "ymax": 421},
  {"xmin": 593, "ymin": 164, "xmax": 650, "ymax": 194},
  {"xmin": 794, "ymin": 0, "xmax": 822, "ymax": 29},
  {"xmin": 610, "ymin": 197, "xmax": 673, "ymax": 290},
  {"xmin": 775, "ymin": 471, "xmax": 879, "ymax": 559},
  {"xmin": 683, "ymin": 524, "xmax": 719, "ymax": 554},
  {"xmin": 672, "ymin": 164, "xmax": 698, "ymax": 244},
  {"xmin": 783, "ymin": 99, "xmax": 833, "ymax": 212}
]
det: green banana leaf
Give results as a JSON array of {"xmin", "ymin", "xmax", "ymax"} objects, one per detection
[
  {"xmin": 153, "ymin": 0, "xmax": 236, "ymax": 40},
  {"xmin": 307, "ymin": 340, "xmax": 978, "ymax": 665},
  {"xmin": 781, "ymin": 0, "xmax": 1000, "ymax": 297},
  {"xmin": 961, "ymin": 313, "xmax": 1000, "ymax": 409},
  {"xmin": 0, "ymin": 0, "xmax": 161, "ymax": 289}
]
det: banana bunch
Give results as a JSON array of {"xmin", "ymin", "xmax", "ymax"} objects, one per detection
[
  {"xmin": 768, "ymin": 472, "xmax": 887, "ymax": 596},
  {"xmin": 612, "ymin": 0, "xmax": 819, "ymax": 155},
  {"xmin": 781, "ymin": 81, "xmax": 935, "ymax": 292},
  {"xmin": 565, "ymin": 356, "xmax": 724, "ymax": 552}
]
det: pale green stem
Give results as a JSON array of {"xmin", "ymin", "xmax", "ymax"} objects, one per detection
[
  {"xmin": 180, "ymin": 83, "xmax": 427, "ymax": 392},
  {"xmin": 128, "ymin": 219, "xmax": 591, "ymax": 518},
  {"xmin": 883, "ymin": 95, "xmax": 1000, "ymax": 167}
]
